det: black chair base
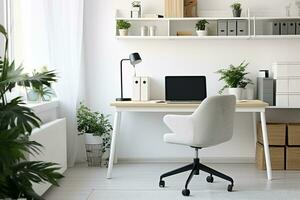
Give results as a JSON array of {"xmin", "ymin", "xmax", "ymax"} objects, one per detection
[{"xmin": 159, "ymin": 157, "xmax": 234, "ymax": 196}]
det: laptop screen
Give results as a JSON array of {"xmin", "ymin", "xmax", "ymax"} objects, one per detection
[{"xmin": 165, "ymin": 76, "xmax": 207, "ymax": 101}]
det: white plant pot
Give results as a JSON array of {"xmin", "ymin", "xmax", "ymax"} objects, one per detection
[
  {"xmin": 196, "ymin": 29, "xmax": 208, "ymax": 36},
  {"xmin": 119, "ymin": 29, "xmax": 129, "ymax": 36},
  {"xmin": 228, "ymin": 88, "xmax": 243, "ymax": 100},
  {"xmin": 84, "ymin": 133, "xmax": 102, "ymax": 145}
]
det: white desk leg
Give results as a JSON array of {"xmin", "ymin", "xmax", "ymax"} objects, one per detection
[
  {"xmin": 113, "ymin": 112, "xmax": 121, "ymax": 164},
  {"xmin": 252, "ymin": 113, "xmax": 257, "ymax": 153},
  {"xmin": 260, "ymin": 112, "xmax": 272, "ymax": 180},
  {"xmin": 107, "ymin": 111, "xmax": 121, "ymax": 179}
]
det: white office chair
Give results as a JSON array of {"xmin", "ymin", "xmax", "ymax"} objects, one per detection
[{"xmin": 159, "ymin": 95, "xmax": 236, "ymax": 196}]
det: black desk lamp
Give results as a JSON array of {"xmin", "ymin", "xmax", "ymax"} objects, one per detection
[{"xmin": 116, "ymin": 52, "xmax": 142, "ymax": 101}]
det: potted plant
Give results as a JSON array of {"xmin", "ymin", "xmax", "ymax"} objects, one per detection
[
  {"xmin": 216, "ymin": 61, "xmax": 253, "ymax": 100},
  {"xmin": 117, "ymin": 20, "xmax": 131, "ymax": 36},
  {"xmin": 77, "ymin": 103, "xmax": 112, "ymax": 166},
  {"xmin": 0, "ymin": 24, "xmax": 63, "ymax": 199},
  {"xmin": 195, "ymin": 20, "xmax": 209, "ymax": 36},
  {"xmin": 230, "ymin": 2, "xmax": 242, "ymax": 17}
]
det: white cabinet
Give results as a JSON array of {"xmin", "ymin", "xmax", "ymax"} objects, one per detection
[{"xmin": 273, "ymin": 62, "xmax": 300, "ymax": 108}]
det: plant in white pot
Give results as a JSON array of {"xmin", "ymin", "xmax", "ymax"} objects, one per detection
[
  {"xmin": 117, "ymin": 20, "xmax": 131, "ymax": 36},
  {"xmin": 231, "ymin": 2, "xmax": 242, "ymax": 17},
  {"xmin": 195, "ymin": 20, "xmax": 209, "ymax": 36},
  {"xmin": 77, "ymin": 103, "xmax": 112, "ymax": 167},
  {"xmin": 216, "ymin": 61, "xmax": 253, "ymax": 100}
]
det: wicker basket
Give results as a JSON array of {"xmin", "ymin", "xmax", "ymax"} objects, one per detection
[{"xmin": 85, "ymin": 144, "xmax": 104, "ymax": 167}]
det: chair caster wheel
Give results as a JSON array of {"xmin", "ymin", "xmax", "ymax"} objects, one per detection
[
  {"xmin": 206, "ymin": 175, "xmax": 214, "ymax": 183},
  {"xmin": 182, "ymin": 189, "xmax": 190, "ymax": 196},
  {"xmin": 159, "ymin": 180, "xmax": 165, "ymax": 188},
  {"xmin": 227, "ymin": 184, "xmax": 233, "ymax": 192}
]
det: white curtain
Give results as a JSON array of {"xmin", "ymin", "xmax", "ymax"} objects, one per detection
[{"xmin": 43, "ymin": 0, "xmax": 85, "ymax": 166}]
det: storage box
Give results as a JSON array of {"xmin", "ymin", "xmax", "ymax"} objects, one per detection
[
  {"xmin": 288, "ymin": 22, "xmax": 296, "ymax": 35},
  {"xmin": 237, "ymin": 20, "xmax": 248, "ymax": 36},
  {"xmin": 280, "ymin": 22, "xmax": 288, "ymax": 35},
  {"xmin": 227, "ymin": 20, "xmax": 237, "ymax": 36},
  {"xmin": 257, "ymin": 77, "xmax": 274, "ymax": 106},
  {"xmin": 286, "ymin": 147, "xmax": 300, "ymax": 170},
  {"xmin": 217, "ymin": 20, "xmax": 227, "ymax": 36},
  {"xmin": 272, "ymin": 21, "xmax": 280, "ymax": 35},
  {"xmin": 288, "ymin": 124, "xmax": 300, "ymax": 145},
  {"xmin": 256, "ymin": 142, "xmax": 285, "ymax": 170},
  {"xmin": 257, "ymin": 123, "xmax": 286, "ymax": 145},
  {"xmin": 296, "ymin": 21, "xmax": 300, "ymax": 35}
]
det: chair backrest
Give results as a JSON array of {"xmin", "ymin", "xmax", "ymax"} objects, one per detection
[{"xmin": 191, "ymin": 95, "xmax": 236, "ymax": 148}]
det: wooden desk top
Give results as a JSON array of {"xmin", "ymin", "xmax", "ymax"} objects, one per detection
[{"xmin": 111, "ymin": 100, "xmax": 269, "ymax": 108}]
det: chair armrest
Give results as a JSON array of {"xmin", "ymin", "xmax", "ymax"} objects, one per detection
[{"xmin": 163, "ymin": 114, "xmax": 193, "ymax": 135}]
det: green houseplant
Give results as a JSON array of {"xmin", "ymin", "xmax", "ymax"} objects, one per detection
[
  {"xmin": 216, "ymin": 61, "xmax": 252, "ymax": 100},
  {"xmin": 230, "ymin": 2, "xmax": 242, "ymax": 17},
  {"xmin": 77, "ymin": 103, "xmax": 112, "ymax": 166},
  {"xmin": 0, "ymin": 24, "xmax": 63, "ymax": 199},
  {"xmin": 117, "ymin": 20, "xmax": 131, "ymax": 36},
  {"xmin": 195, "ymin": 20, "xmax": 209, "ymax": 36}
]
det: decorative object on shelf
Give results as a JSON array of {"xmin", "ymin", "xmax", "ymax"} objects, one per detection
[
  {"xmin": 184, "ymin": 0, "xmax": 197, "ymax": 17},
  {"xmin": 141, "ymin": 26, "xmax": 148, "ymax": 36},
  {"xmin": 165, "ymin": 0, "xmax": 184, "ymax": 18},
  {"xmin": 149, "ymin": 26, "xmax": 157, "ymax": 36},
  {"xmin": 0, "ymin": 24, "xmax": 63, "ymax": 200},
  {"xmin": 77, "ymin": 103, "xmax": 112, "ymax": 167},
  {"xmin": 195, "ymin": 20, "xmax": 209, "ymax": 36},
  {"xmin": 117, "ymin": 20, "xmax": 131, "ymax": 36},
  {"xmin": 216, "ymin": 61, "xmax": 253, "ymax": 100},
  {"xmin": 258, "ymin": 70, "xmax": 270, "ymax": 78},
  {"xmin": 289, "ymin": 0, "xmax": 300, "ymax": 17},
  {"xmin": 117, "ymin": 52, "xmax": 142, "ymax": 101},
  {"xmin": 230, "ymin": 2, "xmax": 242, "ymax": 17},
  {"xmin": 131, "ymin": 1, "xmax": 141, "ymax": 18},
  {"xmin": 176, "ymin": 31, "xmax": 193, "ymax": 36}
]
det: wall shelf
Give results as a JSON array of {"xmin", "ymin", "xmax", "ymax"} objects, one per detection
[{"xmin": 115, "ymin": 9, "xmax": 300, "ymax": 40}]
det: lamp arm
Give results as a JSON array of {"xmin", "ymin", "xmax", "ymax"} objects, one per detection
[{"xmin": 120, "ymin": 59, "xmax": 130, "ymax": 99}]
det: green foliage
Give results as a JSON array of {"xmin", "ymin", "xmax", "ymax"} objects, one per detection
[
  {"xmin": 231, "ymin": 2, "xmax": 242, "ymax": 10},
  {"xmin": 195, "ymin": 20, "xmax": 209, "ymax": 30},
  {"xmin": 216, "ymin": 61, "xmax": 253, "ymax": 94},
  {"xmin": 132, "ymin": 1, "xmax": 141, "ymax": 7},
  {"xmin": 117, "ymin": 20, "xmax": 131, "ymax": 30},
  {"xmin": 0, "ymin": 24, "xmax": 63, "ymax": 199},
  {"xmin": 77, "ymin": 103, "xmax": 112, "ymax": 153}
]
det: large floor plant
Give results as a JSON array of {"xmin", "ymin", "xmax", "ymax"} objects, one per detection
[{"xmin": 0, "ymin": 24, "xmax": 63, "ymax": 199}]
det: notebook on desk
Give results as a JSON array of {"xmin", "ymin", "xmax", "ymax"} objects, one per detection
[{"xmin": 165, "ymin": 76, "xmax": 207, "ymax": 103}]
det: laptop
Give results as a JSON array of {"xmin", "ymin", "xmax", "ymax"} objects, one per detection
[{"xmin": 165, "ymin": 76, "xmax": 207, "ymax": 103}]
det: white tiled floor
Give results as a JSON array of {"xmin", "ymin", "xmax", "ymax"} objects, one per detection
[{"xmin": 43, "ymin": 163, "xmax": 300, "ymax": 200}]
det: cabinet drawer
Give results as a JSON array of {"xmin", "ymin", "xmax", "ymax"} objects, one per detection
[
  {"xmin": 289, "ymin": 95, "xmax": 300, "ymax": 108},
  {"xmin": 289, "ymin": 79, "xmax": 300, "ymax": 93},
  {"xmin": 276, "ymin": 94, "xmax": 289, "ymax": 107},
  {"xmin": 273, "ymin": 65, "xmax": 288, "ymax": 78},
  {"xmin": 288, "ymin": 65, "xmax": 300, "ymax": 77},
  {"xmin": 276, "ymin": 79, "xmax": 289, "ymax": 93}
]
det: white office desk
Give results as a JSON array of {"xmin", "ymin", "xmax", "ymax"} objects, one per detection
[{"xmin": 108, "ymin": 100, "xmax": 272, "ymax": 180}]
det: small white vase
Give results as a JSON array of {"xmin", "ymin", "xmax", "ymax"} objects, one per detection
[
  {"xmin": 228, "ymin": 88, "xmax": 243, "ymax": 100},
  {"xmin": 119, "ymin": 29, "xmax": 129, "ymax": 36},
  {"xmin": 84, "ymin": 133, "xmax": 102, "ymax": 145},
  {"xmin": 196, "ymin": 29, "xmax": 208, "ymax": 36}
]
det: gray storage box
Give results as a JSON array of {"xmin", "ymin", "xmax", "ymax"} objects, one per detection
[
  {"xmin": 237, "ymin": 20, "xmax": 248, "ymax": 36},
  {"xmin": 257, "ymin": 77, "xmax": 274, "ymax": 106},
  {"xmin": 288, "ymin": 22, "xmax": 296, "ymax": 35},
  {"xmin": 272, "ymin": 21, "xmax": 280, "ymax": 35},
  {"xmin": 296, "ymin": 21, "xmax": 300, "ymax": 35},
  {"xmin": 218, "ymin": 20, "xmax": 227, "ymax": 36},
  {"xmin": 280, "ymin": 22, "xmax": 288, "ymax": 35},
  {"xmin": 228, "ymin": 20, "xmax": 237, "ymax": 36}
]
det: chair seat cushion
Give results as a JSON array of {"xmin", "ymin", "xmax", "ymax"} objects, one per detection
[{"xmin": 164, "ymin": 133, "xmax": 200, "ymax": 147}]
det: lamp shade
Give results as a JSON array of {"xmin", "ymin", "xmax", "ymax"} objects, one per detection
[{"xmin": 129, "ymin": 53, "xmax": 142, "ymax": 66}]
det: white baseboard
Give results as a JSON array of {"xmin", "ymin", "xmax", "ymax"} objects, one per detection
[{"xmin": 117, "ymin": 157, "xmax": 255, "ymax": 164}]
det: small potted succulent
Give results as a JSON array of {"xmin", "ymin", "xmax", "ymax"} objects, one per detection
[
  {"xmin": 216, "ymin": 61, "xmax": 253, "ymax": 100},
  {"xmin": 195, "ymin": 20, "xmax": 209, "ymax": 36},
  {"xmin": 231, "ymin": 2, "xmax": 242, "ymax": 17},
  {"xmin": 117, "ymin": 20, "xmax": 131, "ymax": 36}
]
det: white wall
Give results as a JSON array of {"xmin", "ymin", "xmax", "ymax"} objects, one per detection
[{"xmin": 83, "ymin": 0, "xmax": 300, "ymax": 162}]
